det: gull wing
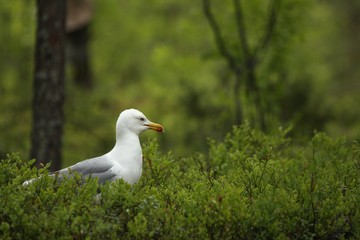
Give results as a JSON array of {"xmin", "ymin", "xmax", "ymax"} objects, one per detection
[{"xmin": 56, "ymin": 156, "xmax": 117, "ymax": 184}]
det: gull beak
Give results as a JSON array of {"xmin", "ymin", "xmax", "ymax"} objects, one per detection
[{"xmin": 145, "ymin": 122, "xmax": 164, "ymax": 132}]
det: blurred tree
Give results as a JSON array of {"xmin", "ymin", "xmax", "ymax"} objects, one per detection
[
  {"xmin": 202, "ymin": 0, "xmax": 305, "ymax": 131},
  {"xmin": 202, "ymin": 0, "xmax": 280, "ymax": 130},
  {"xmin": 30, "ymin": 0, "xmax": 66, "ymax": 171},
  {"xmin": 66, "ymin": 0, "xmax": 93, "ymax": 89}
]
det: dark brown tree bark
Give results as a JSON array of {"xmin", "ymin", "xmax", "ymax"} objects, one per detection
[
  {"xmin": 66, "ymin": 0, "xmax": 93, "ymax": 89},
  {"xmin": 30, "ymin": 0, "xmax": 66, "ymax": 171},
  {"xmin": 67, "ymin": 26, "xmax": 92, "ymax": 89}
]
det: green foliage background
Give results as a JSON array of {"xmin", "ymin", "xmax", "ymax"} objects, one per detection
[{"xmin": 1, "ymin": 0, "xmax": 359, "ymax": 164}]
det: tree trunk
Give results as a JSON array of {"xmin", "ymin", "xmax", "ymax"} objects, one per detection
[
  {"xmin": 234, "ymin": 68, "xmax": 243, "ymax": 125},
  {"xmin": 67, "ymin": 25, "xmax": 92, "ymax": 89},
  {"xmin": 245, "ymin": 58, "xmax": 266, "ymax": 131},
  {"xmin": 66, "ymin": 0, "xmax": 93, "ymax": 89},
  {"xmin": 30, "ymin": 0, "xmax": 66, "ymax": 171}
]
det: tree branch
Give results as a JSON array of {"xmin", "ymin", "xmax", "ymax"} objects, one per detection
[
  {"xmin": 233, "ymin": 0, "xmax": 251, "ymax": 60},
  {"xmin": 202, "ymin": 0, "xmax": 237, "ymax": 71},
  {"xmin": 254, "ymin": 0, "xmax": 280, "ymax": 58},
  {"xmin": 233, "ymin": 0, "xmax": 266, "ymax": 130}
]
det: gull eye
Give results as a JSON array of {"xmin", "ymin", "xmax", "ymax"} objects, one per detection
[{"xmin": 139, "ymin": 117, "xmax": 145, "ymax": 122}]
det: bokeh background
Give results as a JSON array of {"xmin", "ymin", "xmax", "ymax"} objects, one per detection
[{"xmin": 0, "ymin": 0, "xmax": 359, "ymax": 167}]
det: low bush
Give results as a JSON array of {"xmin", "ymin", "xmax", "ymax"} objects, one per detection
[{"xmin": 1, "ymin": 125, "xmax": 359, "ymax": 239}]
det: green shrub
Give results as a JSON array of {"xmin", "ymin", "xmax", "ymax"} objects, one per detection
[{"xmin": 1, "ymin": 126, "xmax": 359, "ymax": 239}]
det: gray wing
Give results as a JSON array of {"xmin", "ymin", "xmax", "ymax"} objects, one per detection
[{"xmin": 56, "ymin": 156, "xmax": 117, "ymax": 184}]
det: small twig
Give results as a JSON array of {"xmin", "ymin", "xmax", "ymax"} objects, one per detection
[
  {"xmin": 253, "ymin": 0, "xmax": 280, "ymax": 59},
  {"xmin": 202, "ymin": 0, "xmax": 238, "ymax": 72},
  {"xmin": 233, "ymin": 0, "xmax": 251, "ymax": 61}
]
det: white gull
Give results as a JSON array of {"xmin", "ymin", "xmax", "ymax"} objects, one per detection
[{"xmin": 24, "ymin": 108, "xmax": 164, "ymax": 185}]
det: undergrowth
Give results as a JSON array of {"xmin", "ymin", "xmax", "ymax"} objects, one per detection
[{"xmin": 1, "ymin": 125, "xmax": 359, "ymax": 239}]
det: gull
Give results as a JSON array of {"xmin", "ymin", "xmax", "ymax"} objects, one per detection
[{"xmin": 24, "ymin": 109, "xmax": 164, "ymax": 185}]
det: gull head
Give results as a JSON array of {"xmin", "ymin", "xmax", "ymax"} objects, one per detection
[{"xmin": 116, "ymin": 109, "xmax": 164, "ymax": 136}]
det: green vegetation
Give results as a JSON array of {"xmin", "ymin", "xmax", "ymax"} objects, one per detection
[{"xmin": 1, "ymin": 126, "xmax": 360, "ymax": 239}]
